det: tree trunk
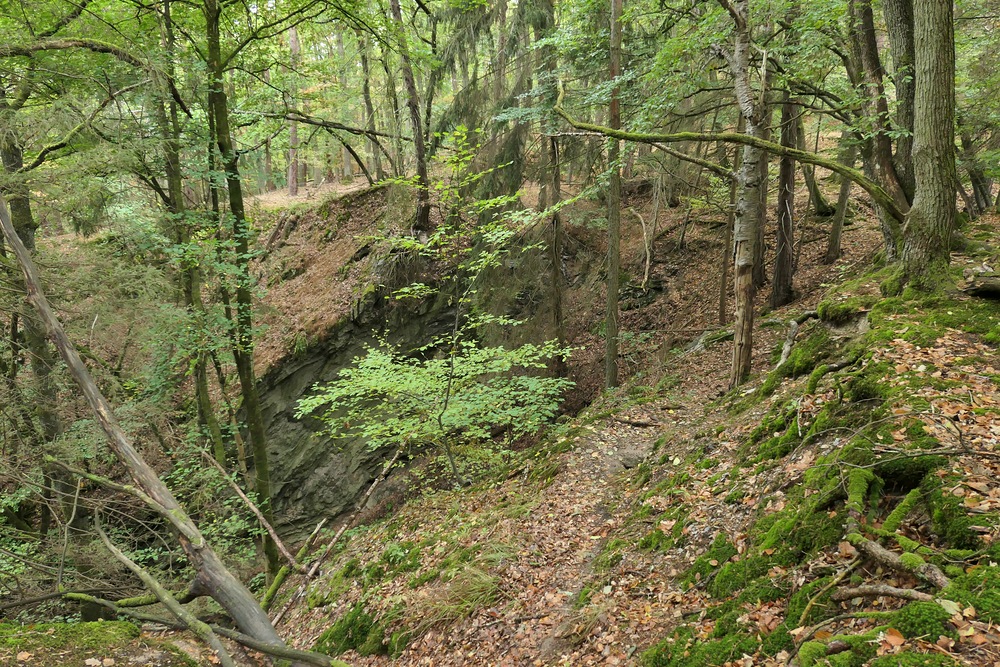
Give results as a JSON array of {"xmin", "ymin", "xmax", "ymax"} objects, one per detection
[
  {"xmin": 848, "ymin": 0, "xmax": 909, "ymax": 258},
  {"xmin": 900, "ymin": 0, "xmax": 955, "ymax": 288},
  {"xmin": 359, "ymin": 35, "xmax": 385, "ymax": 181},
  {"xmin": 882, "ymin": 0, "xmax": 916, "ymax": 200},
  {"xmin": 797, "ymin": 115, "xmax": 834, "ymax": 216},
  {"xmin": 824, "ymin": 132, "xmax": 858, "ymax": 264},
  {"xmin": 717, "ymin": 0, "xmax": 766, "ymax": 387},
  {"xmin": 770, "ymin": 94, "xmax": 796, "ymax": 308},
  {"xmin": 0, "ymin": 199, "xmax": 300, "ymax": 660},
  {"xmin": 389, "ymin": 0, "xmax": 430, "ymax": 231},
  {"xmin": 287, "ymin": 27, "xmax": 300, "ymax": 197},
  {"xmin": 204, "ymin": 0, "xmax": 279, "ymax": 577},
  {"xmin": 605, "ymin": 0, "xmax": 622, "ymax": 389},
  {"xmin": 335, "ymin": 32, "xmax": 353, "ymax": 180}
]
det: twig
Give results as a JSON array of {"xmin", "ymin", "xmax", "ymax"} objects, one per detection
[
  {"xmin": 56, "ymin": 479, "xmax": 83, "ymax": 592},
  {"xmin": 200, "ymin": 450, "xmax": 305, "ymax": 573},
  {"xmin": 273, "ymin": 446, "xmax": 404, "ymax": 626},
  {"xmin": 95, "ymin": 519, "xmax": 237, "ymax": 667},
  {"xmin": 797, "ymin": 557, "xmax": 859, "ymax": 627},
  {"xmin": 62, "ymin": 593, "xmax": 349, "ymax": 667}
]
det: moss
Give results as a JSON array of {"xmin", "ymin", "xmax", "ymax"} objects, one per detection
[
  {"xmin": 387, "ymin": 629, "xmax": 413, "ymax": 657},
  {"xmin": 638, "ymin": 529, "xmax": 673, "ymax": 553},
  {"xmin": 640, "ymin": 626, "xmax": 759, "ymax": 667},
  {"xmin": 899, "ymin": 552, "xmax": 926, "ymax": 570},
  {"xmin": 846, "ymin": 468, "xmax": 875, "ymax": 515},
  {"xmin": 709, "ymin": 556, "xmax": 772, "ymax": 598},
  {"xmin": 0, "ymin": 621, "xmax": 140, "ymax": 652},
  {"xmin": 596, "ymin": 538, "xmax": 629, "ymax": 570},
  {"xmin": 881, "ymin": 488, "xmax": 923, "ymax": 534},
  {"xmin": 818, "ymin": 294, "xmax": 879, "ymax": 325},
  {"xmin": 786, "ymin": 576, "xmax": 835, "ymax": 626},
  {"xmin": 893, "ymin": 601, "xmax": 955, "ymax": 640},
  {"xmin": 308, "ymin": 557, "xmax": 361, "ymax": 608},
  {"xmin": 314, "ymin": 603, "xmax": 386, "ymax": 656},
  {"xmin": 942, "ymin": 563, "xmax": 1000, "ymax": 623},
  {"xmin": 797, "ymin": 641, "xmax": 828, "ymax": 667},
  {"xmin": 920, "ymin": 475, "xmax": 982, "ymax": 550},
  {"xmin": 681, "ymin": 534, "xmax": 738, "ymax": 588},
  {"xmin": 807, "ymin": 364, "xmax": 831, "ymax": 394}
]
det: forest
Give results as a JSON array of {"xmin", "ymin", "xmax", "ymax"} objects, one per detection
[{"xmin": 0, "ymin": 0, "xmax": 999, "ymax": 665}]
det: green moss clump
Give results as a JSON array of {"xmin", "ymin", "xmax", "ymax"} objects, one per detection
[
  {"xmin": 681, "ymin": 534, "xmax": 738, "ymax": 588},
  {"xmin": 597, "ymin": 538, "xmax": 629, "ymax": 570},
  {"xmin": 638, "ymin": 529, "xmax": 672, "ymax": 553},
  {"xmin": 881, "ymin": 488, "xmax": 923, "ymax": 533},
  {"xmin": 818, "ymin": 294, "xmax": 879, "ymax": 325},
  {"xmin": 314, "ymin": 603, "xmax": 386, "ymax": 656},
  {"xmin": 708, "ymin": 556, "xmax": 772, "ymax": 598},
  {"xmin": 942, "ymin": 563, "xmax": 1000, "ymax": 623},
  {"xmin": 920, "ymin": 475, "xmax": 981, "ymax": 550},
  {"xmin": 796, "ymin": 641, "xmax": 828, "ymax": 667},
  {"xmin": 640, "ymin": 626, "xmax": 758, "ymax": 667},
  {"xmin": 893, "ymin": 601, "xmax": 955, "ymax": 640},
  {"xmin": 786, "ymin": 576, "xmax": 835, "ymax": 626}
]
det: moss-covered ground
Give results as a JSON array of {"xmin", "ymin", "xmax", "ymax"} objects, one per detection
[{"xmin": 0, "ymin": 621, "xmax": 198, "ymax": 667}]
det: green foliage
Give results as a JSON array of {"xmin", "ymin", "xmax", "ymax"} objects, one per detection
[{"xmin": 298, "ymin": 132, "xmax": 573, "ymax": 483}]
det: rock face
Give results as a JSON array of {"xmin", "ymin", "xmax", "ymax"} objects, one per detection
[{"xmin": 257, "ymin": 276, "xmax": 455, "ymax": 541}]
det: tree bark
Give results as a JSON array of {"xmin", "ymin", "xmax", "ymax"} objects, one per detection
[
  {"xmin": 359, "ymin": 34, "xmax": 385, "ymax": 181},
  {"xmin": 848, "ymin": 0, "xmax": 909, "ymax": 258},
  {"xmin": 771, "ymin": 93, "xmax": 796, "ymax": 308},
  {"xmin": 204, "ymin": 0, "xmax": 279, "ymax": 577},
  {"xmin": 882, "ymin": 0, "xmax": 916, "ymax": 200},
  {"xmin": 900, "ymin": 0, "xmax": 955, "ymax": 289},
  {"xmin": 605, "ymin": 0, "xmax": 623, "ymax": 389},
  {"xmin": 824, "ymin": 131, "xmax": 857, "ymax": 264},
  {"xmin": 287, "ymin": 27, "xmax": 300, "ymax": 196},
  {"xmin": 389, "ymin": 0, "xmax": 430, "ymax": 231},
  {"xmin": 797, "ymin": 115, "xmax": 834, "ymax": 216}
]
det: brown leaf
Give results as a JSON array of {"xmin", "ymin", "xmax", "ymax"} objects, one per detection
[{"xmin": 884, "ymin": 627, "xmax": 905, "ymax": 647}]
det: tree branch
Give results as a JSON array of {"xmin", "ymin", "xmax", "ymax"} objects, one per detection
[{"xmin": 553, "ymin": 86, "xmax": 905, "ymax": 224}]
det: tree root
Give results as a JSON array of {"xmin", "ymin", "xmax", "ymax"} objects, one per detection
[
  {"xmin": 831, "ymin": 584, "xmax": 934, "ymax": 602},
  {"xmin": 845, "ymin": 534, "xmax": 951, "ymax": 589}
]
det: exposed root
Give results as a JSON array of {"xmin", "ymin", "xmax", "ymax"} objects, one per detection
[{"xmin": 830, "ymin": 584, "xmax": 935, "ymax": 603}]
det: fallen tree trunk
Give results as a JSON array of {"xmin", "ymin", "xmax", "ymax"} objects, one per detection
[{"xmin": 0, "ymin": 198, "xmax": 309, "ymax": 663}]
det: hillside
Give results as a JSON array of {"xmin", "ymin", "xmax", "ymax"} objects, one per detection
[
  {"xmin": 3, "ymin": 173, "xmax": 998, "ymax": 667},
  {"xmin": 243, "ymin": 185, "xmax": 999, "ymax": 666}
]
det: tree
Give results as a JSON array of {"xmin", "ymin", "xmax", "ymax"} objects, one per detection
[
  {"xmin": 605, "ymin": 0, "xmax": 623, "ymax": 389},
  {"xmin": 899, "ymin": 0, "xmax": 956, "ymax": 289}
]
